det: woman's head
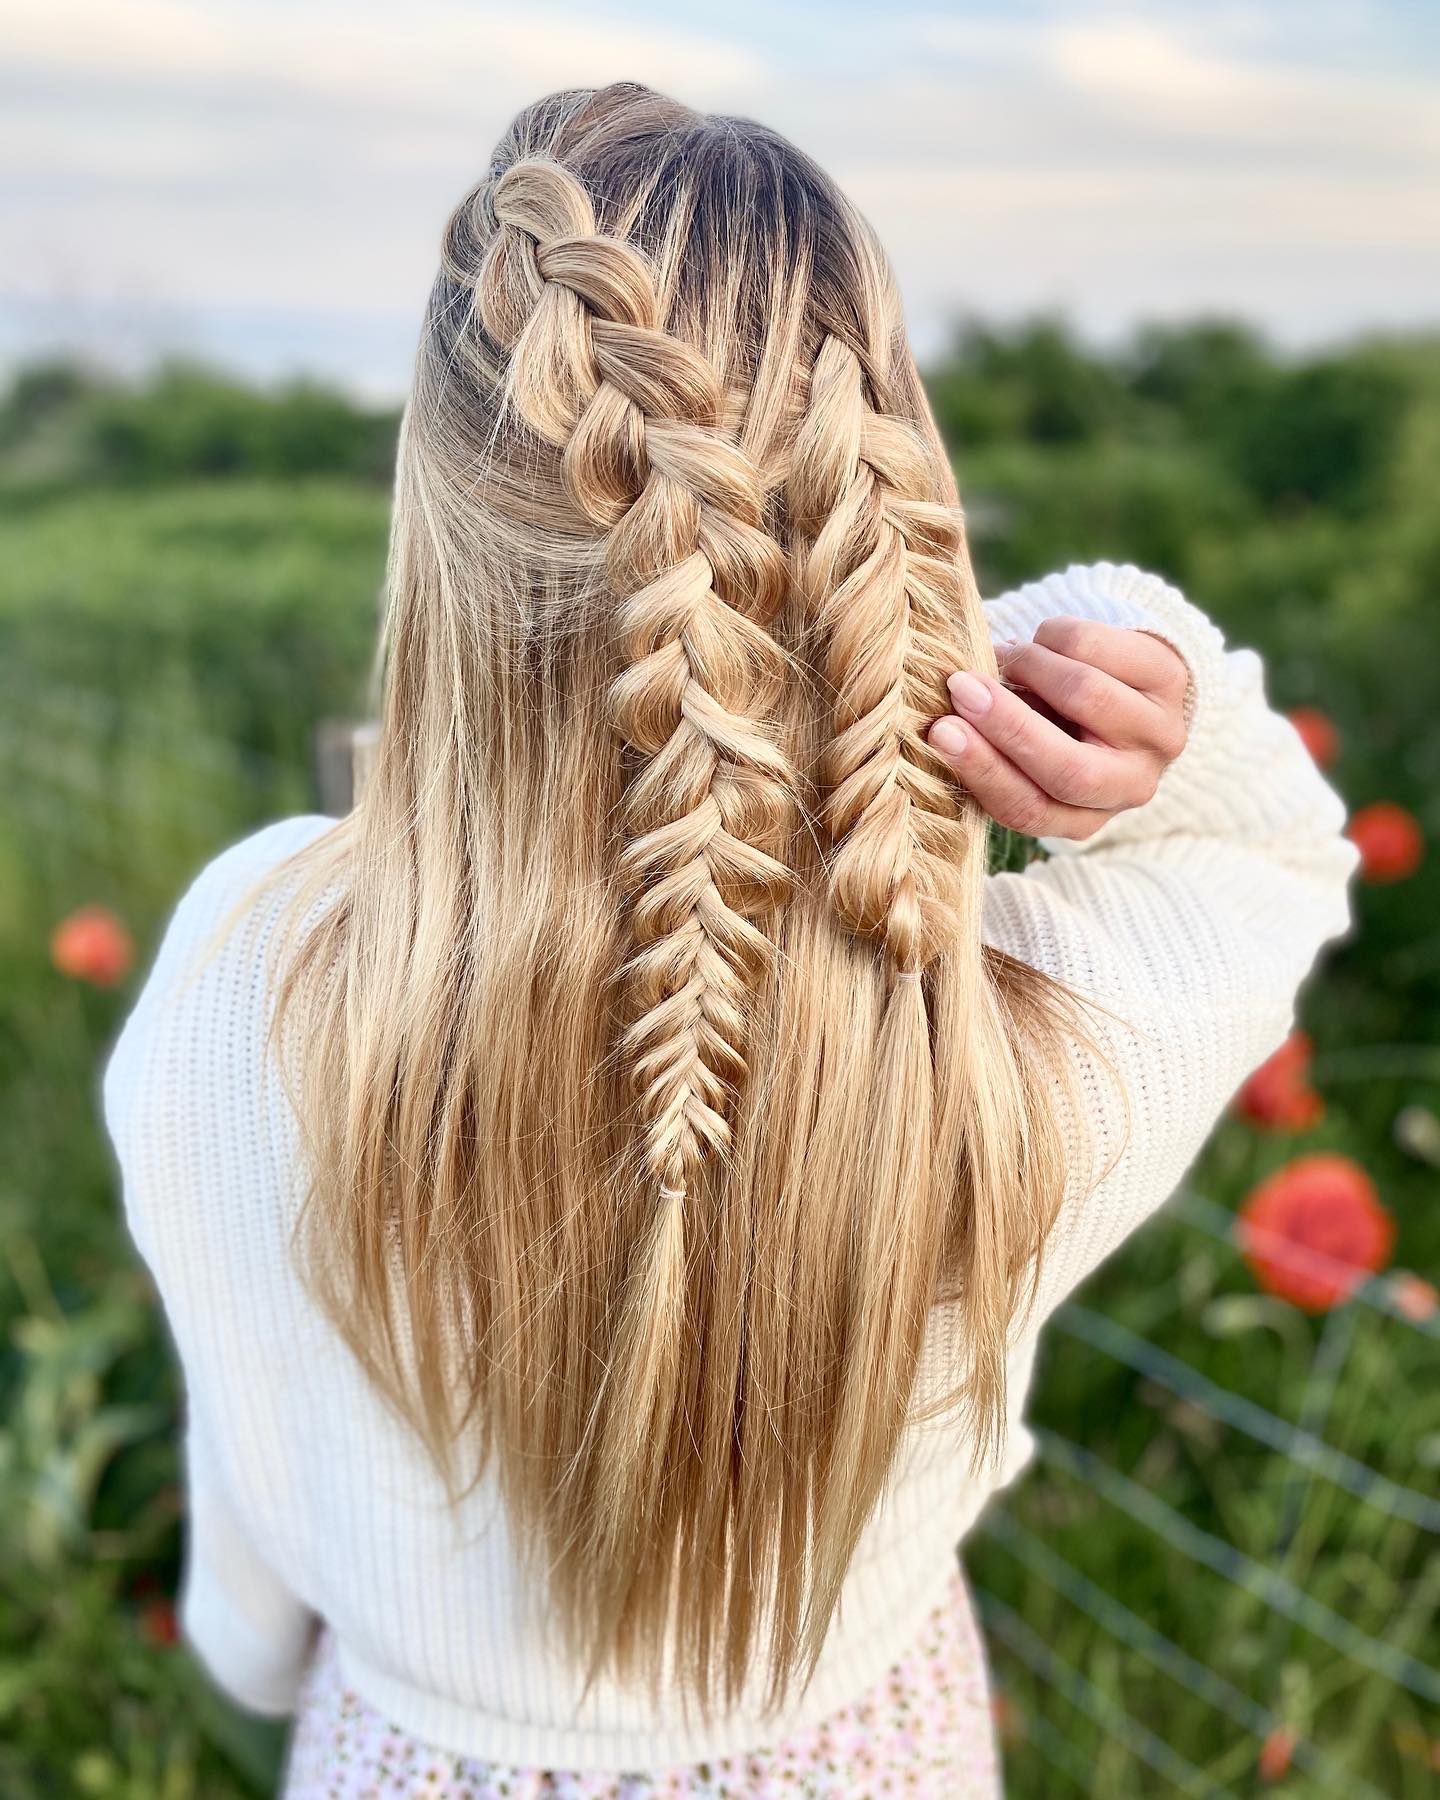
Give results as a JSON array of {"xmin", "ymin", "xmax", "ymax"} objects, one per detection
[
  {"xmin": 407, "ymin": 81, "xmax": 990, "ymax": 1199},
  {"xmin": 273, "ymin": 82, "xmax": 1081, "ymax": 1716}
]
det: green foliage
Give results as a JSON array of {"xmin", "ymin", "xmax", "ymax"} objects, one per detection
[
  {"xmin": 927, "ymin": 316, "xmax": 1135, "ymax": 447},
  {"xmin": 0, "ymin": 362, "xmax": 398, "ymax": 493},
  {"xmin": 1, "ymin": 324, "xmax": 1438, "ymax": 1793}
]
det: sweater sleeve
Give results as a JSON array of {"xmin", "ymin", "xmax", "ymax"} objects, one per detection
[
  {"xmin": 179, "ymin": 1409, "xmax": 318, "ymax": 1715},
  {"xmin": 980, "ymin": 561, "xmax": 1358, "ymax": 1327},
  {"xmin": 101, "ymin": 815, "xmax": 334, "ymax": 1715}
]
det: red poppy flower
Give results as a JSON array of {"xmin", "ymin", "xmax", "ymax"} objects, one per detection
[
  {"xmin": 1235, "ymin": 1032, "xmax": 1324, "ymax": 1132},
  {"xmin": 989, "ymin": 1688, "xmax": 1024, "ymax": 1745},
  {"xmin": 1348, "ymin": 802, "xmax": 1424, "ymax": 884},
  {"xmin": 1287, "ymin": 706, "xmax": 1338, "ymax": 768},
  {"xmin": 50, "ymin": 906, "xmax": 134, "ymax": 987},
  {"xmin": 1238, "ymin": 1153, "xmax": 1395, "ymax": 1312},
  {"xmin": 1259, "ymin": 1726, "xmax": 1297, "ymax": 1781},
  {"xmin": 139, "ymin": 1596, "xmax": 179, "ymax": 1647}
]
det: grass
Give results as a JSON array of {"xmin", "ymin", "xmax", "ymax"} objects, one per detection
[{"xmin": 1, "ymin": 333, "xmax": 1437, "ymax": 1793}]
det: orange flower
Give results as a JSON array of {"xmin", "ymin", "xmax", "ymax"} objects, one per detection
[
  {"xmin": 1235, "ymin": 1032, "xmax": 1324, "ymax": 1132},
  {"xmin": 1238, "ymin": 1153, "xmax": 1394, "ymax": 1312},
  {"xmin": 50, "ymin": 906, "xmax": 134, "ymax": 987},
  {"xmin": 1348, "ymin": 801, "xmax": 1424, "ymax": 884},
  {"xmin": 1287, "ymin": 706, "xmax": 1338, "ymax": 768},
  {"xmin": 1258, "ymin": 1726, "xmax": 1297, "ymax": 1781}
]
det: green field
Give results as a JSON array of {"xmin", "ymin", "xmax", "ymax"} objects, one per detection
[{"xmin": 1, "ymin": 325, "xmax": 1436, "ymax": 1795}]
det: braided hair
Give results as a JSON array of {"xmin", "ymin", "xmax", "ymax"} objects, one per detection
[
  {"xmin": 790, "ymin": 330, "xmax": 982, "ymax": 962},
  {"xmin": 474, "ymin": 158, "xmax": 796, "ymax": 1207}
]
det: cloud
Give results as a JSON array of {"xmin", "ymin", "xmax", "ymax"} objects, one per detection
[
  {"xmin": 1, "ymin": 1, "xmax": 1436, "ymax": 392},
  {"xmin": 1046, "ymin": 18, "xmax": 1440, "ymax": 160},
  {"xmin": 5, "ymin": 1, "xmax": 769, "ymax": 103}
]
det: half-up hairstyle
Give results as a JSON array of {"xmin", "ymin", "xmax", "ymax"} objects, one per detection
[{"xmin": 265, "ymin": 82, "xmax": 1092, "ymax": 1718}]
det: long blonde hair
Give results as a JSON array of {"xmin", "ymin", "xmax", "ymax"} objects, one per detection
[{"xmin": 266, "ymin": 82, "xmax": 1088, "ymax": 1716}]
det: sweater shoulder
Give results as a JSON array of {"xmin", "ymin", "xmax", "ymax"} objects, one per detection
[
  {"xmin": 124, "ymin": 810, "xmax": 336, "ymax": 1012},
  {"xmin": 100, "ymin": 815, "xmax": 337, "ymax": 1182},
  {"xmin": 176, "ymin": 813, "xmax": 339, "ymax": 934}
]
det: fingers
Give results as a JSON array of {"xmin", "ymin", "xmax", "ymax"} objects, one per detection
[
  {"xmin": 1030, "ymin": 615, "xmax": 1190, "ymax": 705},
  {"xmin": 927, "ymin": 620, "xmax": 1191, "ymax": 839},
  {"xmin": 938, "ymin": 671, "xmax": 1159, "ymax": 812},
  {"xmin": 928, "ymin": 714, "xmax": 1112, "ymax": 840},
  {"xmin": 997, "ymin": 638, "xmax": 1182, "ymax": 755}
]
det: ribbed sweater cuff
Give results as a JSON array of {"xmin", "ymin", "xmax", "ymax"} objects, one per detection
[{"xmin": 984, "ymin": 559, "xmax": 1226, "ymax": 742}]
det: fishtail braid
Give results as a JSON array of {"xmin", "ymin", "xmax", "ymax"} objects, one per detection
[
  {"xmin": 473, "ymin": 159, "xmax": 796, "ymax": 1206},
  {"xmin": 784, "ymin": 330, "xmax": 993, "ymax": 1598},
  {"xmin": 787, "ymin": 332, "xmax": 978, "ymax": 978}
]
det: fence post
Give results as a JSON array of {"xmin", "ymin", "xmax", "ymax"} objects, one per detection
[{"xmin": 312, "ymin": 719, "xmax": 379, "ymax": 815}]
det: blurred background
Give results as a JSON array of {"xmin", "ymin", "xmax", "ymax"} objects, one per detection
[{"xmin": 2, "ymin": 3, "xmax": 1437, "ymax": 1795}]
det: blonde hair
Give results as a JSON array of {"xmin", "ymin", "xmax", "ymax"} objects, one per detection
[{"xmin": 266, "ymin": 82, "xmax": 1090, "ymax": 1717}]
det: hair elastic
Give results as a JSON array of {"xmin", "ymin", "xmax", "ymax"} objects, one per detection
[{"xmin": 895, "ymin": 970, "xmax": 924, "ymax": 984}]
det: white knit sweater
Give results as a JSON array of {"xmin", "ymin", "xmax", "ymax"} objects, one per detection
[{"xmin": 101, "ymin": 563, "xmax": 1356, "ymax": 1771}]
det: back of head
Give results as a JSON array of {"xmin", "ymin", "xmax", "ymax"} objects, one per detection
[{"xmin": 272, "ymin": 81, "xmax": 1078, "ymax": 1717}]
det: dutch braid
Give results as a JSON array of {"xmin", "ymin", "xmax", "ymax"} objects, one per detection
[
  {"xmin": 474, "ymin": 159, "xmax": 795, "ymax": 1206},
  {"xmin": 788, "ymin": 332, "xmax": 976, "ymax": 977}
]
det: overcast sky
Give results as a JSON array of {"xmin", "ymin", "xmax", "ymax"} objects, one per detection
[{"xmin": 4, "ymin": 1, "xmax": 1437, "ymax": 397}]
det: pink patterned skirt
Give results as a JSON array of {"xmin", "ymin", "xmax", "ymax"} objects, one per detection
[{"xmin": 282, "ymin": 1567, "xmax": 999, "ymax": 1799}]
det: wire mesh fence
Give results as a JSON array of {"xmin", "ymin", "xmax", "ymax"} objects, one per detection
[{"xmin": 976, "ymin": 1192, "xmax": 1439, "ymax": 1794}]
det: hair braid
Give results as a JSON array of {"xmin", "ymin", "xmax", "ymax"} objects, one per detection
[
  {"xmin": 788, "ymin": 332, "xmax": 977, "ymax": 975},
  {"xmin": 474, "ymin": 158, "xmax": 796, "ymax": 1206},
  {"xmin": 783, "ymin": 330, "xmax": 993, "ymax": 1621}
]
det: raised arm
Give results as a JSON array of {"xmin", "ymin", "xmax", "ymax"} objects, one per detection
[{"xmin": 973, "ymin": 562, "xmax": 1357, "ymax": 1325}]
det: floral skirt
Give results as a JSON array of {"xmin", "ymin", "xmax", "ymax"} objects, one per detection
[{"xmin": 282, "ymin": 1566, "xmax": 1000, "ymax": 1799}]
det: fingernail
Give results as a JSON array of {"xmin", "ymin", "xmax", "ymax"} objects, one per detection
[
  {"xmin": 995, "ymin": 639, "xmax": 1018, "ymax": 664},
  {"xmin": 948, "ymin": 672, "xmax": 992, "ymax": 717},
  {"xmin": 930, "ymin": 718, "xmax": 969, "ymax": 758}
]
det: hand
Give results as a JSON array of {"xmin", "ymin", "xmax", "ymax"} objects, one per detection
[{"xmin": 927, "ymin": 616, "xmax": 1191, "ymax": 841}]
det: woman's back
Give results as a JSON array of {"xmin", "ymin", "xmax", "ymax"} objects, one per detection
[
  {"xmin": 104, "ymin": 556, "xmax": 1355, "ymax": 1771},
  {"xmin": 186, "ymin": 83, "xmax": 1081, "ymax": 1725}
]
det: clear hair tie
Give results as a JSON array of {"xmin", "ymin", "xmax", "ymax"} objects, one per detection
[{"xmin": 895, "ymin": 970, "xmax": 924, "ymax": 984}]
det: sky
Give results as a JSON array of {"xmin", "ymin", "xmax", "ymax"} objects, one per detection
[{"xmin": 3, "ymin": 0, "xmax": 1438, "ymax": 398}]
